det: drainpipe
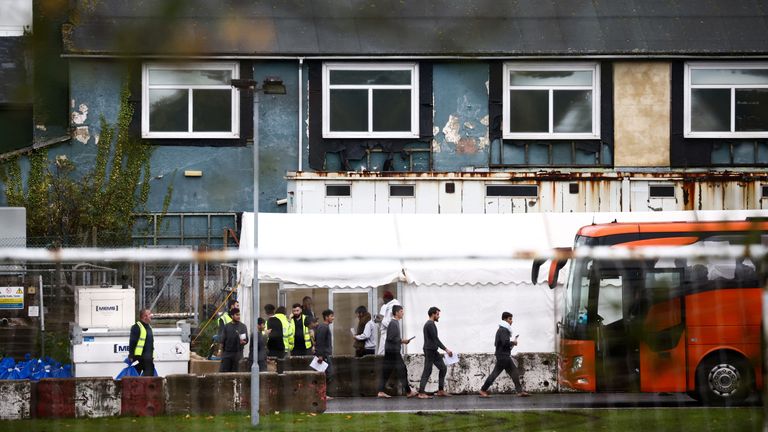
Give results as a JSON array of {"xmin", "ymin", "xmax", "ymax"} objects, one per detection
[{"xmin": 298, "ymin": 57, "xmax": 304, "ymax": 172}]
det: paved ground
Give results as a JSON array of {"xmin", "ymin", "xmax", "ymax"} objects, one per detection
[{"xmin": 326, "ymin": 392, "xmax": 761, "ymax": 413}]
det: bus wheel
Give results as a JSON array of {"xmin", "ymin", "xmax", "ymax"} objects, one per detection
[{"xmin": 696, "ymin": 354, "xmax": 752, "ymax": 405}]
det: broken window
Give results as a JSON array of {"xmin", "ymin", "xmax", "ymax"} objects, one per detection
[
  {"xmin": 503, "ymin": 62, "xmax": 600, "ymax": 140},
  {"xmin": 142, "ymin": 62, "xmax": 240, "ymax": 139},
  {"xmin": 323, "ymin": 63, "xmax": 419, "ymax": 139},
  {"xmin": 685, "ymin": 63, "xmax": 768, "ymax": 138}
]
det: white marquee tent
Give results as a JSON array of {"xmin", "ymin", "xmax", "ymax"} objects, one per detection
[{"xmin": 237, "ymin": 210, "xmax": 767, "ymax": 354}]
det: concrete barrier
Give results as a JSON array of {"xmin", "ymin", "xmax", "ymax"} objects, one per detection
[
  {"xmin": 279, "ymin": 371, "xmax": 325, "ymax": 413},
  {"xmin": 280, "ymin": 352, "xmax": 558, "ymax": 395},
  {"xmin": 406, "ymin": 353, "xmax": 558, "ymax": 394},
  {"xmin": 35, "ymin": 378, "xmax": 76, "ymax": 418},
  {"xmin": 121, "ymin": 377, "xmax": 165, "ymax": 417},
  {"xmin": 165, "ymin": 372, "xmax": 324, "ymax": 415},
  {"xmin": 0, "ymin": 380, "xmax": 31, "ymax": 420},
  {"xmin": 75, "ymin": 377, "xmax": 121, "ymax": 418}
]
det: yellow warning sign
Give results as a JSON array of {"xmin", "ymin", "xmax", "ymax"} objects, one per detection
[{"xmin": 0, "ymin": 286, "xmax": 24, "ymax": 310}]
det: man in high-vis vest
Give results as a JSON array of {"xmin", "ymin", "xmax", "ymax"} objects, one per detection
[
  {"xmin": 290, "ymin": 303, "xmax": 313, "ymax": 356},
  {"xmin": 266, "ymin": 306, "xmax": 295, "ymax": 358},
  {"xmin": 128, "ymin": 308, "xmax": 155, "ymax": 376},
  {"xmin": 218, "ymin": 299, "xmax": 239, "ymax": 329}
]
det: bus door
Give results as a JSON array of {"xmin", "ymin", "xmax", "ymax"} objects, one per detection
[
  {"xmin": 636, "ymin": 265, "xmax": 687, "ymax": 393},
  {"xmin": 592, "ymin": 262, "xmax": 642, "ymax": 392}
]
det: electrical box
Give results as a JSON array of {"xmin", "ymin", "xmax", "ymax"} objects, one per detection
[{"xmin": 76, "ymin": 286, "xmax": 135, "ymax": 329}]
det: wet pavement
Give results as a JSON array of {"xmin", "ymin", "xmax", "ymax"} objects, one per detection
[{"xmin": 326, "ymin": 392, "xmax": 761, "ymax": 413}]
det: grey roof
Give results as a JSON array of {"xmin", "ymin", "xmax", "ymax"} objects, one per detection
[
  {"xmin": 0, "ymin": 37, "xmax": 31, "ymax": 104},
  {"xmin": 63, "ymin": 0, "xmax": 768, "ymax": 57}
]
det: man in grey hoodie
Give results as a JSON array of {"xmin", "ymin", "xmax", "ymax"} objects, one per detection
[
  {"xmin": 478, "ymin": 311, "xmax": 529, "ymax": 398},
  {"xmin": 377, "ymin": 305, "xmax": 417, "ymax": 398}
]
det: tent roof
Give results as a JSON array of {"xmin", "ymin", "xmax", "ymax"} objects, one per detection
[{"xmin": 239, "ymin": 210, "xmax": 768, "ymax": 289}]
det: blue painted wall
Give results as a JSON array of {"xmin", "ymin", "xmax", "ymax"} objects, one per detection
[
  {"xmin": 1, "ymin": 59, "xmax": 504, "ymax": 240},
  {"xmin": 431, "ymin": 63, "xmax": 490, "ymax": 172},
  {"xmin": 5, "ymin": 60, "xmax": 300, "ymax": 215}
]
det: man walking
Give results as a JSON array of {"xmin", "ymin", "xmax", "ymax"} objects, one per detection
[
  {"xmin": 353, "ymin": 306, "xmax": 376, "ymax": 357},
  {"xmin": 377, "ymin": 305, "xmax": 417, "ymax": 398},
  {"xmin": 479, "ymin": 312, "xmax": 529, "ymax": 398},
  {"xmin": 376, "ymin": 290, "xmax": 400, "ymax": 355},
  {"xmin": 417, "ymin": 307, "xmax": 453, "ymax": 398},
  {"xmin": 128, "ymin": 308, "xmax": 155, "ymax": 376},
  {"xmin": 291, "ymin": 303, "xmax": 313, "ymax": 356},
  {"xmin": 314, "ymin": 309, "xmax": 335, "ymax": 400},
  {"xmin": 218, "ymin": 308, "xmax": 248, "ymax": 372}
]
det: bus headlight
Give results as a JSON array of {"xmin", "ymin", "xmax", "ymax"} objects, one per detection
[{"xmin": 571, "ymin": 355, "xmax": 583, "ymax": 372}]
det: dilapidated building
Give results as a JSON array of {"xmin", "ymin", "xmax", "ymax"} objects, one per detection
[{"xmin": 3, "ymin": 0, "xmax": 768, "ymax": 235}]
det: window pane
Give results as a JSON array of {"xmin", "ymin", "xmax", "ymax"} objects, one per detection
[
  {"xmin": 330, "ymin": 70, "xmax": 411, "ymax": 85},
  {"xmin": 330, "ymin": 89, "xmax": 368, "ymax": 132},
  {"xmin": 509, "ymin": 70, "xmax": 592, "ymax": 86},
  {"xmin": 691, "ymin": 68, "xmax": 768, "ymax": 85},
  {"xmin": 149, "ymin": 69, "xmax": 232, "ymax": 85},
  {"xmin": 691, "ymin": 88, "xmax": 730, "ymax": 132},
  {"xmin": 735, "ymin": 89, "xmax": 768, "ymax": 132},
  {"xmin": 372, "ymin": 89, "xmax": 411, "ymax": 132},
  {"xmin": 553, "ymin": 90, "xmax": 592, "ymax": 133},
  {"xmin": 149, "ymin": 89, "xmax": 188, "ymax": 132},
  {"xmin": 192, "ymin": 89, "xmax": 232, "ymax": 132},
  {"xmin": 509, "ymin": 90, "xmax": 548, "ymax": 133}
]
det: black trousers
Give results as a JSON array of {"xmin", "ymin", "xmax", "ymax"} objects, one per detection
[
  {"xmin": 379, "ymin": 351, "xmax": 411, "ymax": 393},
  {"xmin": 481, "ymin": 355, "xmax": 523, "ymax": 392},
  {"xmin": 418, "ymin": 349, "xmax": 447, "ymax": 392},
  {"xmin": 220, "ymin": 351, "xmax": 243, "ymax": 372},
  {"xmin": 356, "ymin": 348, "xmax": 375, "ymax": 357},
  {"xmin": 134, "ymin": 357, "xmax": 155, "ymax": 377}
]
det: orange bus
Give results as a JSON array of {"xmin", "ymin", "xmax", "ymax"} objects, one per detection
[{"xmin": 534, "ymin": 219, "xmax": 766, "ymax": 405}]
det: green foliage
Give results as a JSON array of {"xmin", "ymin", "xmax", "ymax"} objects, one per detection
[{"xmin": 0, "ymin": 78, "xmax": 168, "ymax": 246}]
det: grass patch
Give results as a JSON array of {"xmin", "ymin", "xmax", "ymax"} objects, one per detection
[{"xmin": 1, "ymin": 408, "xmax": 762, "ymax": 432}]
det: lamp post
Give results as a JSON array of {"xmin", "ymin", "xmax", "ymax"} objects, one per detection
[{"xmin": 231, "ymin": 76, "xmax": 286, "ymax": 427}]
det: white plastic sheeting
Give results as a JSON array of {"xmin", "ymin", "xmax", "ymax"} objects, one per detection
[{"xmin": 237, "ymin": 209, "xmax": 768, "ymax": 354}]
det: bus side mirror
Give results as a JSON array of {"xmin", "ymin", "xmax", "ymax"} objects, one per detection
[
  {"xmin": 531, "ymin": 259, "xmax": 546, "ymax": 284},
  {"xmin": 548, "ymin": 259, "xmax": 567, "ymax": 289}
]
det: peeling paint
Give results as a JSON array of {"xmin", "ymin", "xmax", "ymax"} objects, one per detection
[
  {"xmin": 72, "ymin": 103, "xmax": 88, "ymax": 125},
  {"xmin": 431, "ymin": 138, "xmax": 441, "ymax": 153},
  {"xmin": 432, "ymin": 126, "xmax": 439, "ymax": 136},
  {"xmin": 478, "ymin": 135, "xmax": 490, "ymax": 150},
  {"xmin": 442, "ymin": 114, "xmax": 461, "ymax": 144},
  {"xmin": 464, "ymin": 121, "xmax": 475, "ymax": 129},
  {"xmin": 0, "ymin": 381, "xmax": 30, "ymax": 420},
  {"xmin": 74, "ymin": 126, "xmax": 91, "ymax": 144},
  {"xmin": 457, "ymin": 137, "xmax": 477, "ymax": 154},
  {"xmin": 480, "ymin": 115, "xmax": 489, "ymax": 126}
]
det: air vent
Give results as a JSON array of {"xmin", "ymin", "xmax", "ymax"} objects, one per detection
[
  {"xmin": 389, "ymin": 185, "xmax": 414, "ymax": 197},
  {"xmin": 486, "ymin": 185, "xmax": 538, "ymax": 197},
  {"xmin": 649, "ymin": 184, "xmax": 675, "ymax": 198},
  {"xmin": 445, "ymin": 183, "xmax": 455, "ymax": 194},
  {"xmin": 762, "ymin": 185, "xmax": 768, "ymax": 198},
  {"xmin": 569, "ymin": 183, "xmax": 579, "ymax": 194},
  {"xmin": 326, "ymin": 185, "xmax": 351, "ymax": 197}
]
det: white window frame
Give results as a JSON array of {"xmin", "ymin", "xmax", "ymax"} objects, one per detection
[
  {"xmin": 503, "ymin": 62, "xmax": 600, "ymax": 140},
  {"xmin": 684, "ymin": 62, "xmax": 768, "ymax": 138},
  {"xmin": 142, "ymin": 62, "xmax": 240, "ymax": 139},
  {"xmin": 322, "ymin": 62, "xmax": 419, "ymax": 139}
]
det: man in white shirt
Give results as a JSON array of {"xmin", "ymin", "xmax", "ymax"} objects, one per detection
[{"xmin": 376, "ymin": 290, "xmax": 400, "ymax": 355}]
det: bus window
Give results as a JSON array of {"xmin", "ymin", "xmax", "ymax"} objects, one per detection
[{"xmin": 596, "ymin": 276, "xmax": 623, "ymax": 325}]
